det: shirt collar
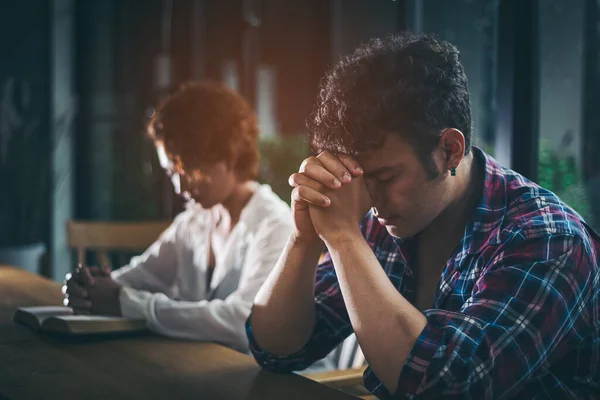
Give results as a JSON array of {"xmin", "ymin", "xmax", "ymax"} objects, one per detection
[{"xmin": 460, "ymin": 146, "xmax": 510, "ymax": 257}]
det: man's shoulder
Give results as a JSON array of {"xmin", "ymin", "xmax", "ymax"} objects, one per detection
[
  {"xmin": 501, "ymin": 173, "xmax": 588, "ymax": 239},
  {"xmin": 465, "ymin": 150, "xmax": 598, "ymax": 260},
  {"xmin": 474, "ymin": 148, "xmax": 584, "ymax": 237},
  {"xmin": 484, "ymin": 170, "xmax": 600, "ymax": 265}
]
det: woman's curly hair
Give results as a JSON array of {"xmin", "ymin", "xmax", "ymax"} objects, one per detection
[
  {"xmin": 307, "ymin": 32, "xmax": 472, "ymax": 177},
  {"xmin": 148, "ymin": 81, "xmax": 259, "ymax": 181}
]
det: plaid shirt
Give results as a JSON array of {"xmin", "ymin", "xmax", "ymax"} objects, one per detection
[{"xmin": 246, "ymin": 147, "xmax": 600, "ymax": 399}]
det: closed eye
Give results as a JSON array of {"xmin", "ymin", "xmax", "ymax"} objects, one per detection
[{"xmin": 376, "ymin": 175, "xmax": 396, "ymax": 184}]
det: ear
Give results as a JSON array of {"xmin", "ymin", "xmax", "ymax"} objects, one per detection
[{"xmin": 439, "ymin": 128, "xmax": 465, "ymax": 171}]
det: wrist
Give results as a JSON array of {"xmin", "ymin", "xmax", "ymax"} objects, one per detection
[
  {"xmin": 290, "ymin": 232, "xmax": 323, "ymax": 250},
  {"xmin": 320, "ymin": 227, "xmax": 364, "ymax": 248},
  {"xmin": 289, "ymin": 233, "xmax": 325, "ymax": 264}
]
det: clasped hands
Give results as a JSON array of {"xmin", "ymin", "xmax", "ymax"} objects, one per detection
[
  {"xmin": 288, "ymin": 151, "xmax": 372, "ymax": 245},
  {"xmin": 62, "ymin": 264, "xmax": 122, "ymax": 316}
]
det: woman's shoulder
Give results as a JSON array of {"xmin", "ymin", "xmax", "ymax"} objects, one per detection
[{"xmin": 243, "ymin": 184, "xmax": 293, "ymax": 230}]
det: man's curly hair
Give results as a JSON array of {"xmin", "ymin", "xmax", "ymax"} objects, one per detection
[
  {"xmin": 148, "ymin": 81, "xmax": 259, "ymax": 181},
  {"xmin": 307, "ymin": 32, "xmax": 472, "ymax": 177}
]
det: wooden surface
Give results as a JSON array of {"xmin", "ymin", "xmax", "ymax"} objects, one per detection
[
  {"xmin": 0, "ymin": 266, "xmax": 358, "ymax": 400},
  {"xmin": 305, "ymin": 367, "xmax": 367, "ymax": 388}
]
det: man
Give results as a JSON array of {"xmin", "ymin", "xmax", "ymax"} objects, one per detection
[
  {"xmin": 246, "ymin": 32, "xmax": 600, "ymax": 399},
  {"xmin": 64, "ymin": 81, "xmax": 292, "ymax": 352}
]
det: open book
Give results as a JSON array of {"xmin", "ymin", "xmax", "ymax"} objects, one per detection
[{"xmin": 13, "ymin": 306, "xmax": 147, "ymax": 335}]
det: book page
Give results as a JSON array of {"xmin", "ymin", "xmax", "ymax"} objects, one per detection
[
  {"xmin": 17, "ymin": 306, "xmax": 73, "ymax": 324},
  {"xmin": 41, "ymin": 314, "xmax": 147, "ymax": 335},
  {"xmin": 57, "ymin": 315, "xmax": 137, "ymax": 322}
]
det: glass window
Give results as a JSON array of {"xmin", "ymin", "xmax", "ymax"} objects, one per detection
[
  {"xmin": 537, "ymin": 0, "xmax": 599, "ymax": 229},
  {"xmin": 414, "ymin": 0, "xmax": 499, "ymax": 155}
]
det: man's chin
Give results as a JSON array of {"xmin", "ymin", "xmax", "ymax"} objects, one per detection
[
  {"xmin": 383, "ymin": 223, "xmax": 417, "ymax": 239},
  {"xmin": 385, "ymin": 224, "xmax": 402, "ymax": 238}
]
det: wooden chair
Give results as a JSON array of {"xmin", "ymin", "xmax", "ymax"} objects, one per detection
[
  {"xmin": 302, "ymin": 334, "xmax": 374, "ymax": 399},
  {"xmin": 66, "ymin": 220, "xmax": 171, "ymax": 270}
]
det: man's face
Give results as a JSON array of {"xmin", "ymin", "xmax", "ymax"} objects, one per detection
[
  {"xmin": 156, "ymin": 144, "xmax": 237, "ymax": 209},
  {"xmin": 357, "ymin": 134, "xmax": 452, "ymax": 238}
]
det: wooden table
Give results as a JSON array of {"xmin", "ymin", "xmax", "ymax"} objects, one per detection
[{"xmin": 0, "ymin": 266, "xmax": 358, "ymax": 400}]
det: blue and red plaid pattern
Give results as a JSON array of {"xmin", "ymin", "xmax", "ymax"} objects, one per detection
[{"xmin": 246, "ymin": 147, "xmax": 600, "ymax": 399}]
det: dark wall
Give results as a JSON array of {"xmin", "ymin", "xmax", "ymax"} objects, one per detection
[{"xmin": 0, "ymin": 1, "xmax": 51, "ymax": 246}]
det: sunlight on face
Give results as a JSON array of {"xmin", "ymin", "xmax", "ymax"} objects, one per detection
[
  {"xmin": 155, "ymin": 143, "xmax": 237, "ymax": 208},
  {"xmin": 156, "ymin": 143, "xmax": 185, "ymax": 197}
]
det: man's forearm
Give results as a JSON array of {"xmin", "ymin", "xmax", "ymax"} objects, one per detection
[
  {"xmin": 324, "ymin": 231, "xmax": 427, "ymax": 393},
  {"xmin": 250, "ymin": 235, "xmax": 323, "ymax": 355}
]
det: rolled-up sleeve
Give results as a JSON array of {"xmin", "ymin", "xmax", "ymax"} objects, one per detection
[{"xmin": 368, "ymin": 233, "xmax": 595, "ymax": 399}]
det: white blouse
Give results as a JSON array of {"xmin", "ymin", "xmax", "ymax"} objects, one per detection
[{"xmin": 111, "ymin": 183, "xmax": 293, "ymax": 352}]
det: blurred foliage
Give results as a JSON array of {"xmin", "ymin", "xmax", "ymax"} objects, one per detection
[
  {"xmin": 258, "ymin": 134, "xmax": 311, "ymax": 204},
  {"xmin": 474, "ymin": 140, "xmax": 593, "ymax": 223},
  {"xmin": 538, "ymin": 141, "xmax": 592, "ymax": 221}
]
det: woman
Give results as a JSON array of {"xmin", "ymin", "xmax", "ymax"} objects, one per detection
[{"xmin": 64, "ymin": 81, "xmax": 292, "ymax": 352}]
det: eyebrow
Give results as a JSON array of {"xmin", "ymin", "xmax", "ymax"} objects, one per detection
[{"xmin": 363, "ymin": 164, "xmax": 403, "ymax": 178}]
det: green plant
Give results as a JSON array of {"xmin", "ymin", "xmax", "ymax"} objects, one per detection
[
  {"xmin": 473, "ymin": 138, "xmax": 592, "ymax": 222},
  {"xmin": 538, "ymin": 141, "xmax": 592, "ymax": 221},
  {"xmin": 258, "ymin": 134, "xmax": 311, "ymax": 204},
  {"xmin": 0, "ymin": 77, "xmax": 49, "ymax": 246}
]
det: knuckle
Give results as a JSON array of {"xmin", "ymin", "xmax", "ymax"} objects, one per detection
[
  {"xmin": 297, "ymin": 185, "xmax": 308, "ymax": 197},
  {"xmin": 291, "ymin": 187, "xmax": 301, "ymax": 201},
  {"xmin": 297, "ymin": 185, "xmax": 315, "ymax": 200},
  {"xmin": 300, "ymin": 156, "xmax": 317, "ymax": 171},
  {"xmin": 338, "ymin": 153, "xmax": 354, "ymax": 164},
  {"xmin": 302, "ymin": 161, "xmax": 319, "ymax": 174},
  {"xmin": 288, "ymin": 173, "xmax": 301, "ymax": 186}
]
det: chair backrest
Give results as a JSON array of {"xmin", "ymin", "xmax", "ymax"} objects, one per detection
[
  {"xmin": 66, "ymin": 220, "xmax": 171, "ymax": 269},
  {"xmin": 303, "ymin": 334, "xmax": 367, "ymax": 396},
  {"xmin": 328, "ymin": 333, "xmax": 366, "ymax": 370}
]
